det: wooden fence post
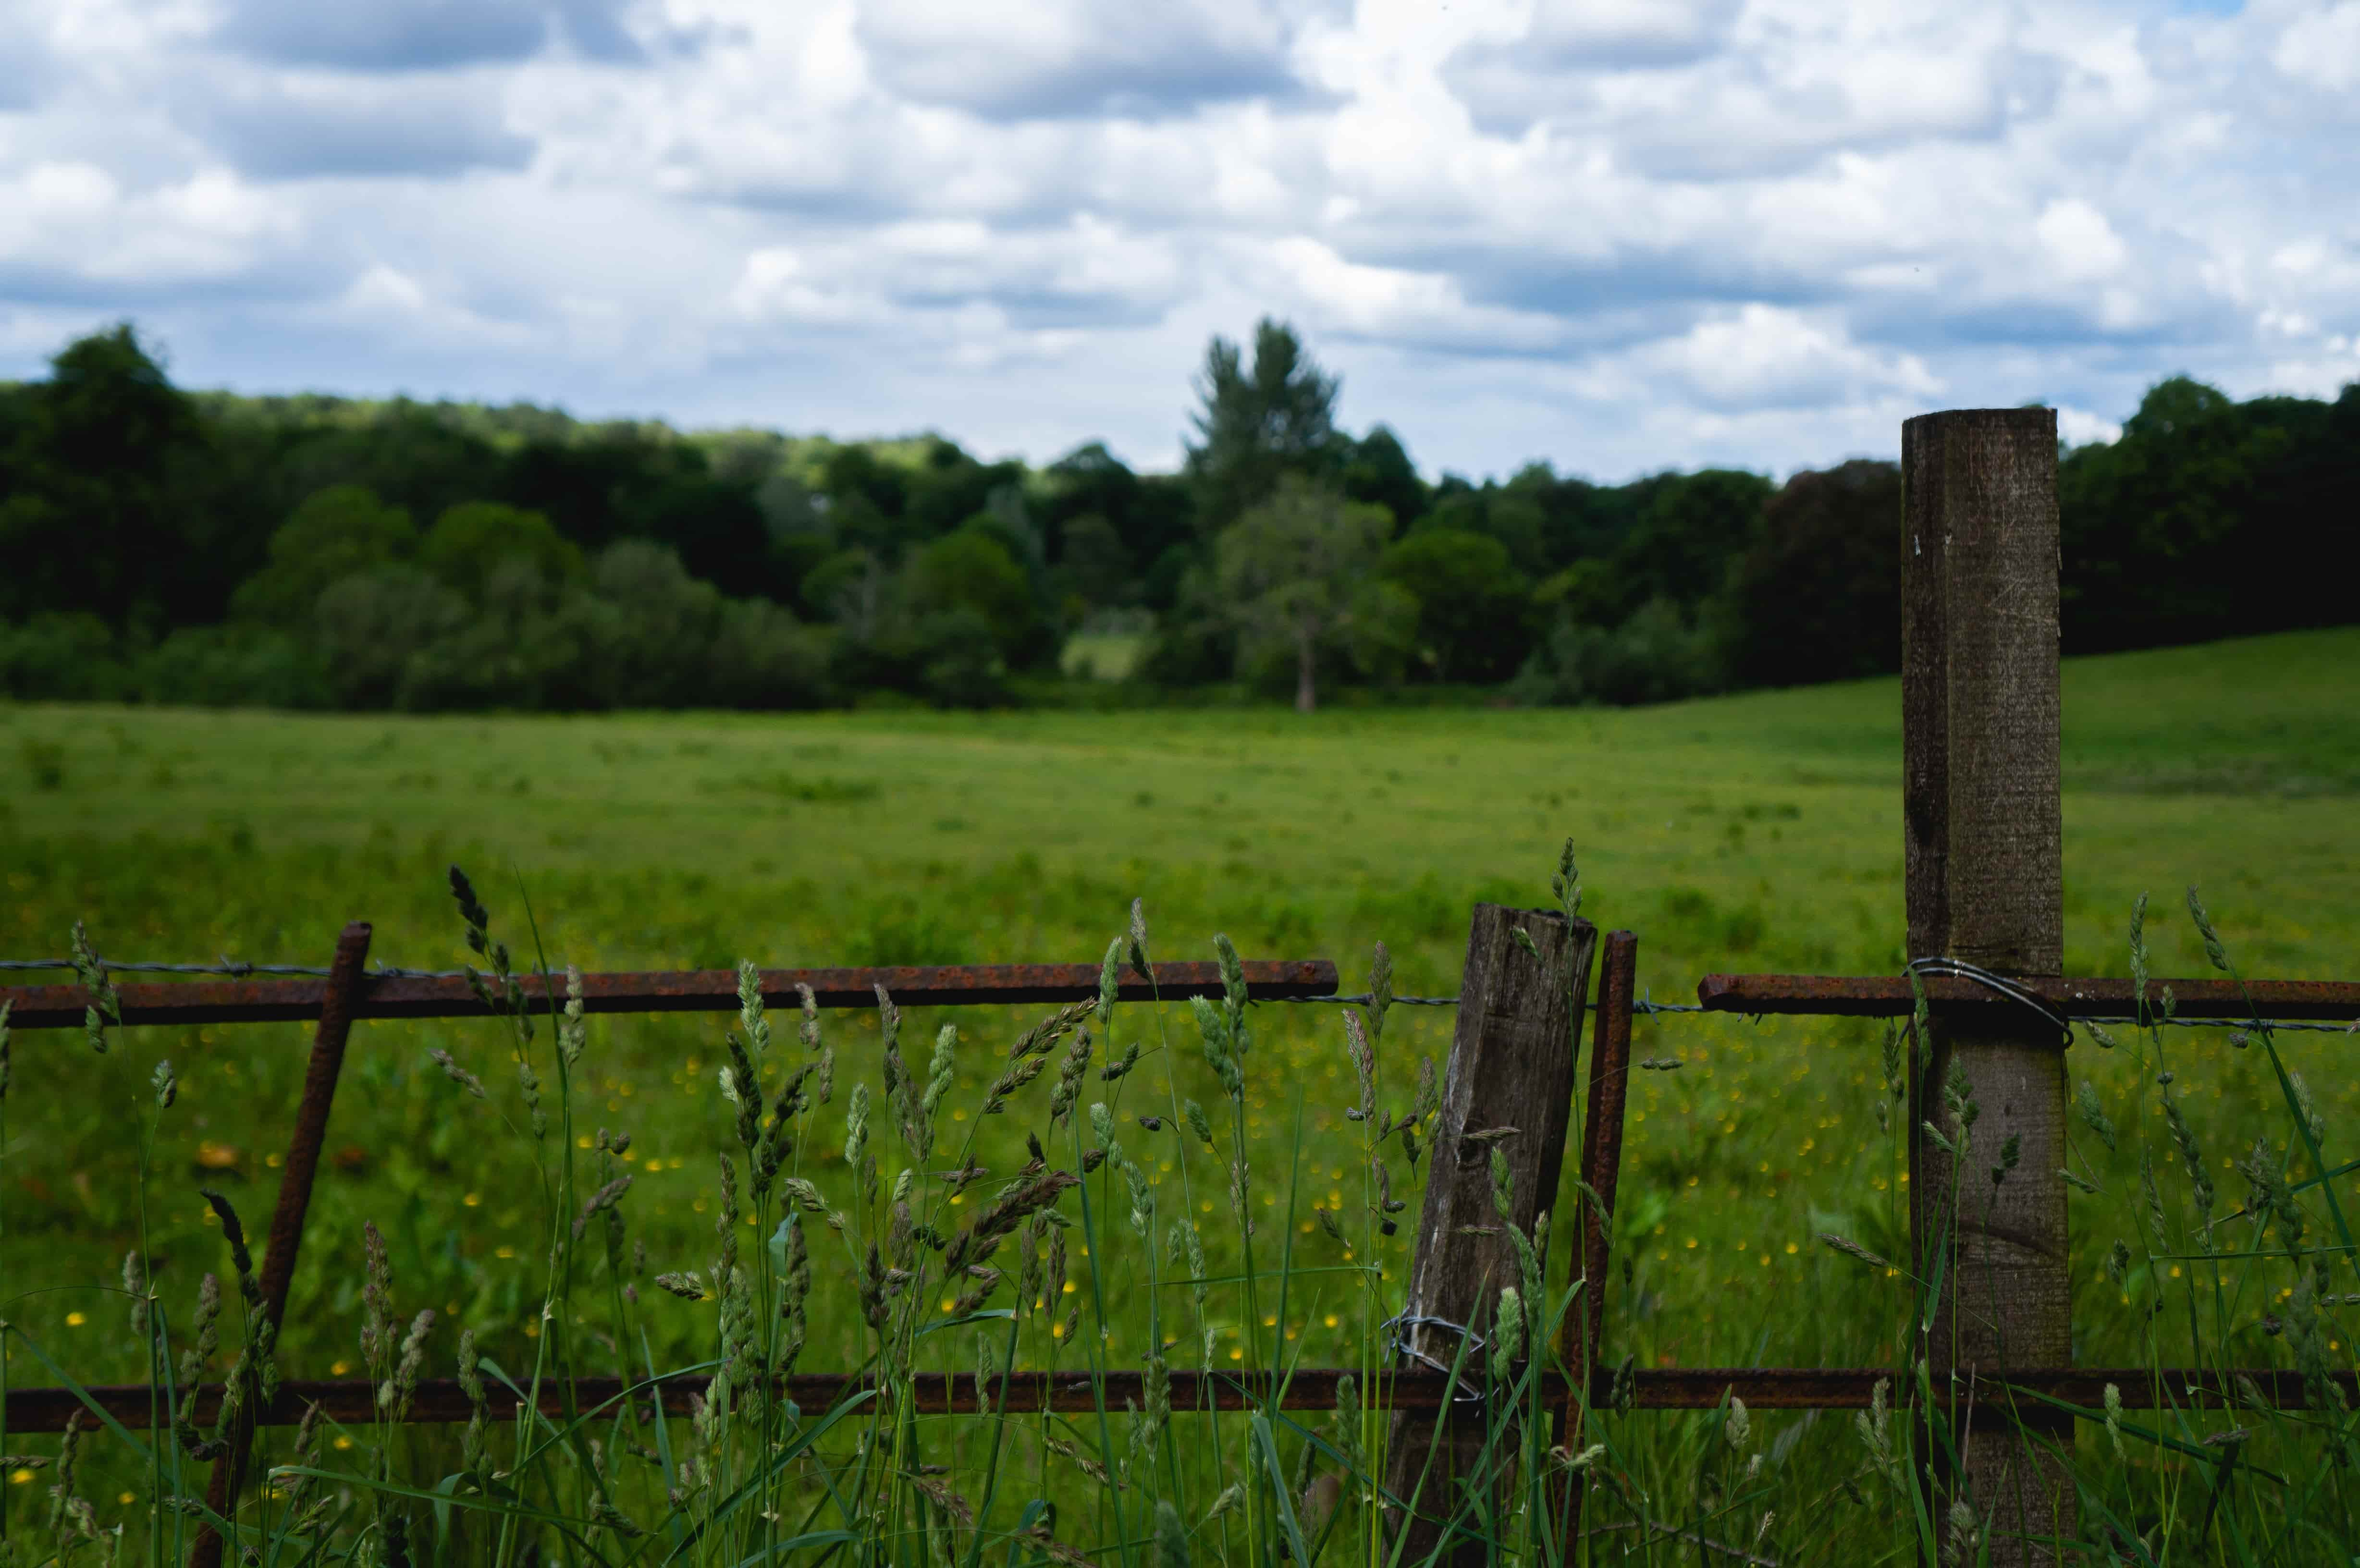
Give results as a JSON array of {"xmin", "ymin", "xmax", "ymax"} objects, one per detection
[
  {"xmin": 1901, "ymin": 408, "xmax": 2072, "ymax": 1559},
  {"xmin": 1385, "ymin": 904, "xmax": 1597, "ymax": 1567}
]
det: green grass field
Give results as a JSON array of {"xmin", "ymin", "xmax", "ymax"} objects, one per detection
[{"xmin": 4, "ymin": 626, "xmax": 2357, "ymax": 1560}]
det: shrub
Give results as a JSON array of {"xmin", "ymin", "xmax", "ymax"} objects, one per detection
[
  {"xmin": 312, "ymin": 566, "xmax": 471, "ymax": 709},
  {"xmin": 0, "ymin": 611, "xmax": 135, "ymax": 700},
  {"xmin": 1514, "ymin": 597, "xmax": 1724, "ymax": 706},
  {"xmin": 137, "ymin": 625, "xmax": 331, "ymax": 709}
]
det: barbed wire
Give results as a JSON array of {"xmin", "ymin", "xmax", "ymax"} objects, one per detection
[{"xmin": 1280, "ymin": 992, "xmax": 1707, "ymax": 1015}]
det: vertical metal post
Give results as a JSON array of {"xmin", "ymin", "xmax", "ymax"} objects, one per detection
[
  {"xmin": 1555, "ymin": 930, "xmax": 1636, "ymax": 1548},
  {"xmin": 188, "ymin": 923, "xmax": 372, "ymax": 1568}
]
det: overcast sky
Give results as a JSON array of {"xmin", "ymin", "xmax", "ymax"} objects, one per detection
[{"xmin": 3, "ymin": 0, "xmax": 2355, "ymax": 482}]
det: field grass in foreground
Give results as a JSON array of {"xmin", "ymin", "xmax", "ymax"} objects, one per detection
[{"xmin": 1, "ymin": 626, "xmax": 2357, "ymax": 1561}]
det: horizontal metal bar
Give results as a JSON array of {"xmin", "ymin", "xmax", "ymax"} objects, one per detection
[
  {"xmin": 8, "ymin": 1364, "xmax": 2343, "ymax": 1433},
  {"xmin": 1603, "ymin": 1366, "xmax": 2360, "ymax": 1410},
  {"xmin": 4, "ymin": 1368, "xmax": 1480, "ymax": 1431},
  {"xmin": 1697, "ymin": 973, "xmax": 2360, "ymax": 1023},
  {"xmin": 0, "ymin": 959, "xmax": 1340, "ymax": 1032}
]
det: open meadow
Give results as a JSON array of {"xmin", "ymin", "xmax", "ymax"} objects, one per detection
[{"xmin": 3, "ymin": 625, "xmax": 2358, "ymax": 1562}]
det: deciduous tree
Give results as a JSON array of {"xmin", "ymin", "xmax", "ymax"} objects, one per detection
[{"xmin": 1215, "ymin": 475, "xmax": 1411, "ymax": 712}]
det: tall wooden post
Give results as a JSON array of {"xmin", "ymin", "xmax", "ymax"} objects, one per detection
[
  {"xmin": 1385, "ymin": 904, "xmax": 1596, "ymax": 1567},
  {"xmin": 1901, "ymin": 408, "xmax": 2073, "ymax": 1558}
]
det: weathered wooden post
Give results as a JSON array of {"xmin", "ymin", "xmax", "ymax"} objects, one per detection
[
  {"xmin": 1385, "ymin": 904, "xmax": 1597, "ymax": 1566},
  {"xmin": 1901, "ymin": 408, "xmax": 2073, "ymax": 1558}
]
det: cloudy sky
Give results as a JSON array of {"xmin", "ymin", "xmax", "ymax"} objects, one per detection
[{"xmin": 3, "ymin": 0, "xmax": 2356, "ymax": 482}]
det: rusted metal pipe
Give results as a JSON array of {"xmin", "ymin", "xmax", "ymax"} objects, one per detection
[
  {"xmin": 1697, "ymin": 972, "xmax": 2360, "ymax": 1022},
  {"xmin": 187, "ymin": 923, "xmax": 372, "ymax": 1568},
  {"xmin": 1554, "ymin": 929, "xmax": 1635, "ymax": 1543},
  {"xmin": 0, "ymin": 959, "xmax": 1340, "ymax": 1031},
  {"xmin": 11, "ymin": 1362, "xmax": 2332, "ymax": 1434}
]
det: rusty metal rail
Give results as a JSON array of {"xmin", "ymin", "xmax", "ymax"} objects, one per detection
[
  {"xmin": 1698, "ymin": 972, "xmax": 2360, "ymax": 1022},
  {"xmin": 15, "ymin": 1364, "xmax": 2349, "ymax": 1435},
  {"xmin": 0, "ymin": 959, "xmax": 1340, "ymax": 1031}
]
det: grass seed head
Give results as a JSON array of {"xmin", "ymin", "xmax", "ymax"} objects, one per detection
[
  {"xmin": 2141, "ymin": 1152, "xmax": 2169, "ymax": 1249},
  {"xmin": 123, "ymin": 1252, "xmax": 148, "ymax": 1339},
  {"xmin": 1190, "ymin": 997, "xmax": 1241, "ymax": 1099},
  {"xmin": 1553, "ymin": 838, "xmax": 1582, "ymax": 923},
  {"xmin": 559, "ymin": 965, "xmax": 586, "ymax": 1066},
  {"xmin": 1183, "ymin": 1097, "xmax": 1213, "ymax": 1145},
  {"xmin": 2287, "ymin": 1068, "xmax": 2326, "ymax": 1149},
  {"xmin": 200, "ymin": 1189, "xmax": 258, "ymax": 1304},
  {"xmin": 2186, "ymin": 885, "xmax": 2233, "ymax": 973},
  {"xmin": 69, "ymin": 919, "xmax": 119, "ymax": 1054},
  {"xmin": 2161, "ymin": 1088, "xmax": 2214, "ymax": 1215},
  {"xmin": 447, "ymin": 866, "xmax": 490, "ymax": 950},
  {"xmin": 736, "ymin": 960, "xmax": 769, "ymax": 1055},
  {"xmin": 1049, "ymin": 1029, "xmax": 1094, "ymax": 1126},
  {"xmin": 1818, "ymin": 1232, "xmax": 1893, "ymax": 1273},
  {"xmin": 845, "ymin": 1081, "xmax": 870, "ymax": 1168},
  {"xmin": 183, "ymin": 1271, "xmax": 221, "ymax": 1385},
  {"xmin": 1343, "ymin": 1009, "xmax": 1377, "ymax": 1125},
  {"xmin": 2129, "ymin": 893, "xmax": 2151, "ymax": 1013},
  {"xmin": 1491, "ymin": 1285, "xmax": 1525, "ymax": 1376},
  {"xmin": 429, "ymin": 1048, "xmax": 486, "ymax": 1099},
  {"xmin": 774, "ymin": 1214, "xmax": 811, "ymax": 1376},
  {"xmin": 573, "ymin": 1174, "xmax": 633, "ymax": 1238},
  {"xmin": 653, "ymin": 1272, "xmax": 706, "ymax": 1301},
  {"xmin": 1097, "ymin": 934, "xmax": 1123, "ymax": 1034},
  {"xmin": 360, "ymin": 1220, "xmax": 391, "ymax": 1368},
  {"xmin": 2076, "ymin": 1079, "xmax": 2117, "ymax": 1151}
]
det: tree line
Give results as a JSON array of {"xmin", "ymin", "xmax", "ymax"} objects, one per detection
[{"xmin": 2, "ymin": 320, "xmax": 2352, "ymax": 712}]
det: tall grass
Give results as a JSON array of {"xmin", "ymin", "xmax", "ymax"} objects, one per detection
[{"xmin": 2, "ymin": 860, "xmax": 2355, "ymax": 1566}]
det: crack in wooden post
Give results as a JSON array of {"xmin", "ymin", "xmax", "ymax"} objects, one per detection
[{"xmin": 1385, "ymin": 903, "xmax": 1596, "ymax": 1568}]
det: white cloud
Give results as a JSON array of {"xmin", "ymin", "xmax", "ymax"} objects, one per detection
[
  {"xmin": 2272, "ymin": 1, "xmax": 2360, "ymax": 92},
  {"xmin": 851, "ymin": 0, "xmax": 1314, "ymax": 119},
  {"xmin": 1635, "ymin": 304, "xmax": 1942, "ymax": 412},
  {"xmin": 2035, "ymin": 198, "xmax": 2128, "ymax": 284},
  {"xmin": 0, "ymin": 0, "xmax": 2355, "ymax": 481},
  {"xmin": 0, "ymin": 159, "xmax": 299, "ymax": 288}
]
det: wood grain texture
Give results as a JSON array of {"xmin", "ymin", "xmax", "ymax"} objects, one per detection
[
  {"xmin": 1385, "ymin": 903, "xmax": 1597, "ymax": 1568},
  {"xmin": 1902, "ymin": 406, "xmax": 2075, "ymax": 1561}
]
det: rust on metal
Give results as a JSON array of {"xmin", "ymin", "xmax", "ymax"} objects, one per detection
[
  {"xmin": 1697, "ymin": 972, "xmax": 2360, "ymax": 1022},
  {"xmin": 0, "ymin": 959, "xmax": 1341, "ymax": 1032},
  {"xmin": 1557, "ymin": 928, "xmax": 1637, "ymax": 1541},
  {"xmin": 189, "ymin": 922, "xmax": 373, "ymax": 1568},
  {"xmin": 12, "ymin": 1362, "xmax": 2343, "ymax": 1434},
  {"xmin": 7, "ymin": 1368, "xmax": 1557, "ymax": 1431},
  {"xmin": 1574, "ymin": 931, "xmax": 1638, "ymax": 1381},
  {"xmin": 1598, "ymin": 1366, "xmax": 2360, "ymax": 1410}
]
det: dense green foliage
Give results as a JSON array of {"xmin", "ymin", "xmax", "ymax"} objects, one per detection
[{"xmin": 3, "ymin": 322, "xmax": 2354, "ymax": 713}]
